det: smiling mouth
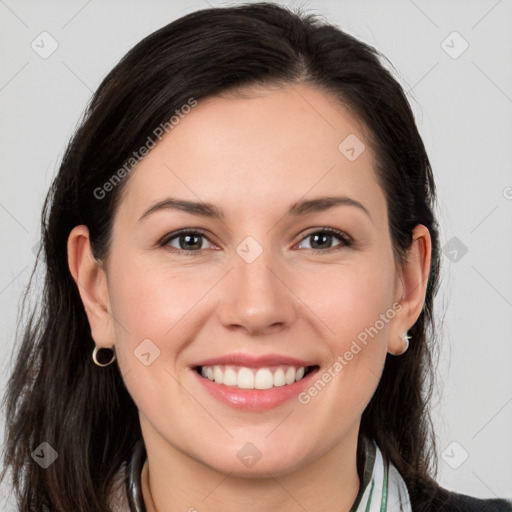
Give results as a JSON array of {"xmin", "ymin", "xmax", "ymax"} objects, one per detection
[{"xmin": 194, "ymin": 364, "xmax": 319, "ymax": 390}]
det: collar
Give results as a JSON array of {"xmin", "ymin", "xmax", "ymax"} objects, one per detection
[{"xmin": 350, "ymin": 436, "xmax": 412, "ymax": 511}]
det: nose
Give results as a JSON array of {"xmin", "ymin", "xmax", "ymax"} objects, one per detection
[{"xmin": 217, "ymin": 243, "xmax": 298, "ymax": 336}]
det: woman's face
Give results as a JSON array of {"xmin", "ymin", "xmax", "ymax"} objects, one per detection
[{"xmin": 77, "ymin": 84, "xmax": 427, "ymax": 477}]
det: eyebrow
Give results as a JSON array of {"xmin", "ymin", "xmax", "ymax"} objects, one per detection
[{"xmin": 138, "ymin": 195, "xmax": 372, "ymax": 222}]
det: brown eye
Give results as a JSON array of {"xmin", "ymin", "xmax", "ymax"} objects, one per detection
[{"xmin": 161, "ymin": 229, "xmax": 213, "ymax": 253}]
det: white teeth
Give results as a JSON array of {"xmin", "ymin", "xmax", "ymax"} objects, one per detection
[
  {"xmin": 223, "ymin": 367, "xmax": 238, "ymax": 386},
  {"xmin": 273, "ymin": 368, "xmax": 286, "ymax": 387},
  {"xmin": 254, "ymin": 368, "xmax": 273, "ymax": 390},
  {"xmin": 285, "ymin": 367, "xmax": 296, "ymax": 385},
  {"xmin": 199, "ymin": 364, "xmax": 310, "ymax": 389},
  {"xmin": 213, "ymin": 365, "xmax": 223, "ymax": 384},
  {"xmin": 237, "ymin": 367, "xmax": 255, "ymax": 389}
]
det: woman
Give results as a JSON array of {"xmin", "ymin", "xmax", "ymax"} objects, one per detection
[{"xmin": 1, "ymin": 3, "xmax": 510, "ymax": 511}]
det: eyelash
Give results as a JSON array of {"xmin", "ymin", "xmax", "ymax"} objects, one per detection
[{"xmin": 158, "ymin": 227, "xmax": 353, "ymax": 256}]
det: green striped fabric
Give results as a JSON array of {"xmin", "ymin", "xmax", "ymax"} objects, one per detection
[{"xmin": 350, "ymin": 436, "xmax": 412, "ymax": 512}]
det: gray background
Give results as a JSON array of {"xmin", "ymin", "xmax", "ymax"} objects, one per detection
[{"xmin": 1, "ymin": 0, "xmax": 511, "ymax": 508}]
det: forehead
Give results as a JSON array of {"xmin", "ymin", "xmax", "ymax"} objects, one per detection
[{"xmin": 116, "ymin": 84, "xmax": 386, "ymax": 225}]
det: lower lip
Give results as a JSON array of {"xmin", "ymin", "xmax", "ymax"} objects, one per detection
[{"xmin": 193, "ymin": 368, "xmax": 319, "ymax": 410}]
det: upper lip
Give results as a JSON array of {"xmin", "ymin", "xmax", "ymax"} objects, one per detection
[{"xmin": 193, "ymin": 353, "xmax": 317, "ymax": 368}]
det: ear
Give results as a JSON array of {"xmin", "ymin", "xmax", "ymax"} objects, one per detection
[
  {"xmin": 388, "ymin": 224, "xmax": 432, "ymax": 355},
  {"xmin": 67, "ymin": 225, "xmax": 115, "ymax": 349}
]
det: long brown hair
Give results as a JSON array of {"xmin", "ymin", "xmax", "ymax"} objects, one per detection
[{"xmin": 2, "ymin": 3, "xmax": 442, "ymax": 510}]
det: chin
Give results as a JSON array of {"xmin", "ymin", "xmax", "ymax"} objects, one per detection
[{"xmin": 194, "ymin": 442, "xmax": 309, "ymax": 478}]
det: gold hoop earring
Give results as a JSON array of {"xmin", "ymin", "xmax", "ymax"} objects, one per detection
[{"xmin": 92, "ymin": 345, "xmax": 116, "ymax": 367}]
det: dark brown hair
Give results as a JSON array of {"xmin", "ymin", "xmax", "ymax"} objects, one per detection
[{"xmin": 2, "ymin": 3, "xmax": 443, "ymax": 510}]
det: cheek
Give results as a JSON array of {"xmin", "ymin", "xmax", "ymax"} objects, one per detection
[
  {"xmin": 298, "ymin": 265, "xmax": 393, "ymax": 439},
  {"xmin": 297, "ymin": 251, "xmax": 395, "ymax": 406},
  {"xmin": 303, "ymin": 251, "xmax": 396, "ymax": 344},
  {"xmin": 105, "ymin": 256, "xmax": 222, "ymax": 401},
  {"xmin": 108, "ymin": 258, "xmax": 209, "ymax": 343},
  {"xmin": 106, "ymin": 262, "xmax": 206, "ymax": 421}
]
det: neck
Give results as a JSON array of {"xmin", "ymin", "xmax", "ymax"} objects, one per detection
[{"xmin": 140, "ymin": 424, "xmax": 362, "ymax": 512}]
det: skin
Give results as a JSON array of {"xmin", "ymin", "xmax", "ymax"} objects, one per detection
[{"xmin": 68, "ymin": 83, "xmax": 431, "ymax": 512}]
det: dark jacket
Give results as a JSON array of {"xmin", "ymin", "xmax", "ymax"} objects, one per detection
[{"xmin": 411, "ymin": 482, "xmax": 512, "ymax": 511}]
